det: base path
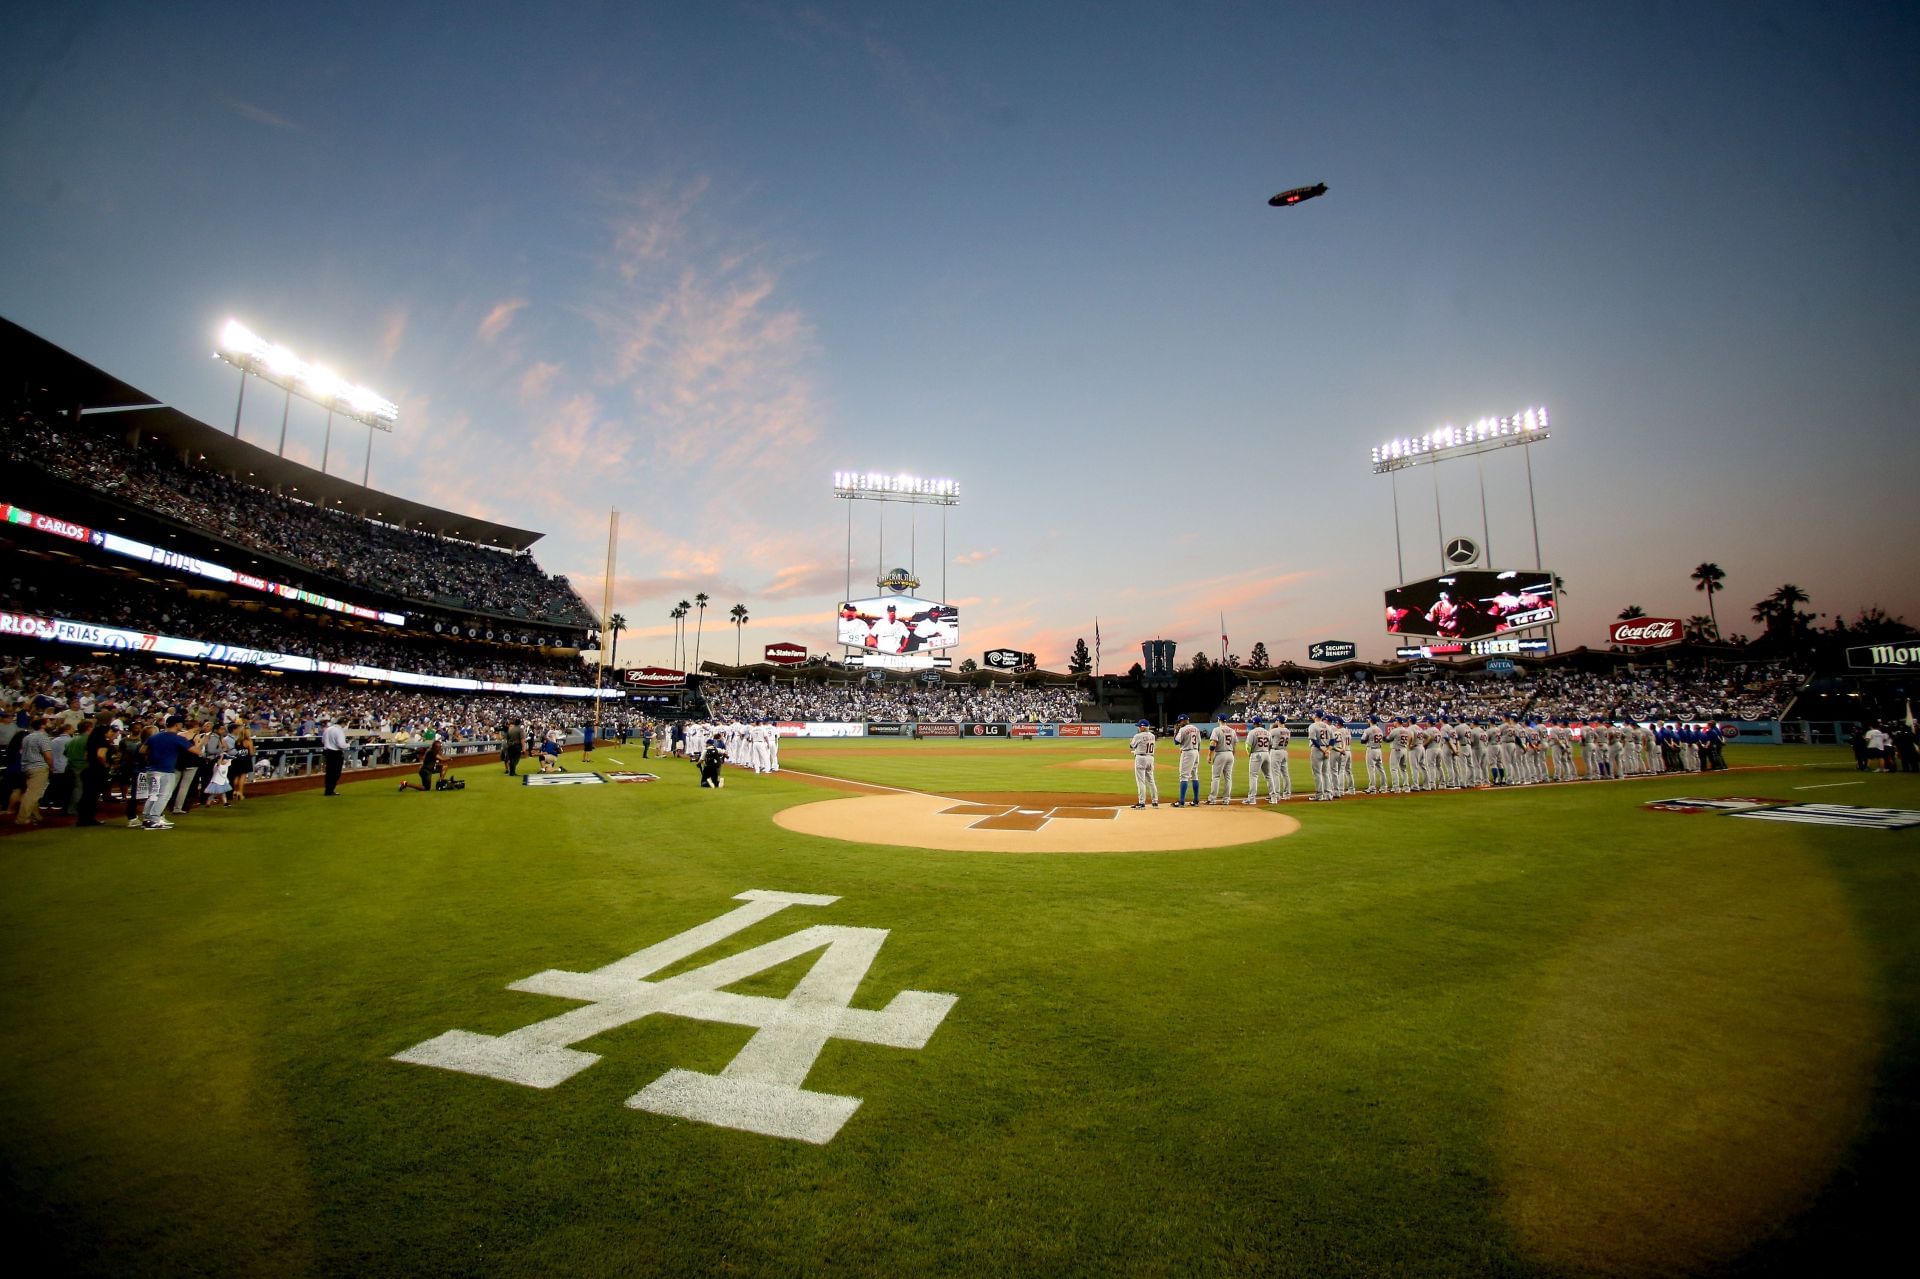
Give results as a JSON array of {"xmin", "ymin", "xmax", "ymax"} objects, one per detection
[{"xmin": 773, "ymin": 789, "xmax": 1298, "ymax": 853}]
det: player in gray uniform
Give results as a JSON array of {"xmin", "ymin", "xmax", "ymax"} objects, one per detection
[
  {"xmin": 1331, "ymin": 718, "xmax": 1356, "ymax": 795},
  {"xmin": 1360, "ymin": 716, "xmax": 1387, "ymax": 794},
  {"xmin": 1420, "ymin": 718, "xmax": 1448, "ymax": 791},
  {"xmin": 1128, "ymin": 719, "xmax": 1160, "ymax": 808},
  {"xmin": 1306, "ymin": 711, "xmax": 1333, "ymax": 800},
  {"xmin": 1172, "ymin": 714, "xmax": 1202, "ymax": 807},
  {"xmin": 1495, "ymin": 715, "xmax": 1523, "ymax": 785},
  {"xmin": 1436, "ymin": 717, "xmax": 1461, "ymax": 788},
  {"xmin": 1386, "ymin": 717, "xmax": 1413, "ymax": 793},
  {"xmin": 1207, "ymin": 717, "xmax": 1238, "ymax": 804},
  {"xmin": 1265, "ymin": 718, "xmax": 1292, "ymax": 800},
  {"xmin": 1242, "ymin": 719, "xmax": 1273, "ymax": 804},
  {"xmin": 1582, "ymin": 721, "xmax": 1609, "ymax": 779}
]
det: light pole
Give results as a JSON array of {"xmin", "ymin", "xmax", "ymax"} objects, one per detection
[{"xmin": 214, "ymin": 319, "xmax": 397, "ymax": 483}]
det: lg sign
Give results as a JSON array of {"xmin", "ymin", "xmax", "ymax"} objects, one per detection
[{"xmin": 1608, "ymin": 618, "xmax": 1682, "ymax": 647}]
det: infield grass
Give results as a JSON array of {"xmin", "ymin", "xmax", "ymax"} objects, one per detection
[{"xmin": 1, "ymin": 742, "xmax": 1915, "ymax": 1277}]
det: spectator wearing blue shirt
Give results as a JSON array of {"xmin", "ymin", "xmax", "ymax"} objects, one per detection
[{"xmin": 141, "ymin": 715, "xmax": 193, "ymax": 830}]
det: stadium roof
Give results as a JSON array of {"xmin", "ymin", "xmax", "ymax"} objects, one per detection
[{"xmin": 3, "ymin": 316, "xmax": 545, "ymax": 552}]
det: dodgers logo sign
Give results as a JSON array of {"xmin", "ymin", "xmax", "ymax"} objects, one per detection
[{"xmin": 394, "ymin": 890, "xmax": 957, "ymax": 1144}]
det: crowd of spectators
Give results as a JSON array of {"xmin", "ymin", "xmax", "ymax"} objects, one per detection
[
  {"xmin": 5, "ymin": 569, "xmax": 594, "ymax": 687},
  {"xmin": 1, "ymin": 655, "xmax": 613, "ymax": 748},
  {"xmin": 701, "ymin": 676, "xmax": 1084, "ymax": 724},
  {"xmin": 1231, "ymin": 662, "xmax": 1800, "ymax": 723},
  {"xmin": 4, "ymin": 407, "xmax": 594, "ymax": 626}
]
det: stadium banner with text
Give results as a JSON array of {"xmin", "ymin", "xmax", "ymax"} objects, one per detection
[
  {"xmin": 764, "ymin": 642, "xmax": 807, "ymax": 664},
  {"xmin": 2, "ymin": 502, "xmax": 408, "ymax": 627},
  {"xmin": 1010, "ymin": 724, "xmax": 1060, "ymax": 738},
  {"xmin": 782, "ymin": 721, "xmax": 863, "ymax": 738},
  {"xmin": 1385, "ymin": 569, "xmax": 1558, "ymax": 640},
  {"xmin": 915, "ymin": 722, "xmax": 961, "ymax": 738},
  {"xmin": 0, "ymin": 610, "xmax": 622, "ymax": 698},
  {"xmin": 1608, "ymin": 618, "xmax": 1683, "ymax": 647},
  {"xmin": 1057, "ymin": 724, "xmax": 1103, "ymax": 737},
  {"xmin": 866, "ymin": 721, "xmax": 905, "ymax": 736},
  {"xmin": 1847, "ymin": 642, "xmax": 1920, "ymax": 671},
  {"xmin": 623, "ymin": 667, "xmax": 685, "ymax": 688},
  {"xmin": 838, "ymin": 596, "xmax": 958, "ymax": 654},
  {"xmin": 1469, "ymin": 636, "xmax": 1551, "ymax": 656},
  {"xmin": 1308, "ymin": 640, "xmax": 1356, "ymax": 662},
  {"xmin": 962, "ymin": 722, "xmax": 1010, "ymax": 738}
]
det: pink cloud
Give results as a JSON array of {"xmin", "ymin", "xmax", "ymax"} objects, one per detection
[{"xmin": 478, "ymin": 297, "xmax": 528, "ymax": 344}]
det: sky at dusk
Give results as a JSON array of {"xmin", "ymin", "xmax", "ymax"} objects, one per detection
[{"xmin": 4, "ymin": 2, "xmax": 1917, "ymax": 671}]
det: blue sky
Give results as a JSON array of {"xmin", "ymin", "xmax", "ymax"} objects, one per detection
[{"xmin": 4, "ymin": 2, "xmax": 1917, "ymax": 669}]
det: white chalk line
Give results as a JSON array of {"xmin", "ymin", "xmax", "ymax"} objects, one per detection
[{"xmin": 1793, "ymin": 781, "xmax": 1868, "ymax": 791}]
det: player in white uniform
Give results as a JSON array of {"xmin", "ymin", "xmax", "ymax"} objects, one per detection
[
  {"xmin": 1361, "ymin": 716, "xmax": 1387, "ymax": 794},
  {"xmin": 1265, "ymin": 719, "xmax": 1292, "ymax": 800},
  {"xmin": 871, "ymin": 606, "xmax": 911, "ymax": 655},
  {"xmin": 1207, "ymin": 717, "xmax": 1238, "ymax": 804},
  {"xmin": 1172, "ymin": 714, "xmax": 1202, "ymax": 808},
  {"xmin": 1128, "ymin": 719, "xmax": 1160, "ymax": 808},
  {"xmin": 765, "ymin": 721, "xmax": 781, "ymax": 772},
  {"xmin": 1243, "ymin": 719, "xmax": 1273, "ymax": 804}
]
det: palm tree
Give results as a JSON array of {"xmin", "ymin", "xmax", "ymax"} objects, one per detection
[
  {"xmin": 1684, "ymin": 614, "xmax": 1718, "ymax": 642},
  {"xmin": 693, "ymin": 593, "xmax": 710, "ymax": 670},
  {"xmin": 1690, "ymin": 562, "xmax": 1726, "ymax": 637},
  {"xmin": 730, "ymin": 603, "xmax": 750, "ymax": 665},
  {"xmin": 606, "ymin": 612, "xmax": 627, "ymax": 669},
  {"xmin": 1618, "ymin": 605, "xmax": 1646, "ymax": 620},
  {"xmin": 670, "ymin": 602, "xmax": 689, "ymax": 669}
]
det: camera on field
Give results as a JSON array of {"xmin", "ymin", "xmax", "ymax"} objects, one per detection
[{"xmin": 434, "ymin": 776, "xmax": 466, "ymax": 791}]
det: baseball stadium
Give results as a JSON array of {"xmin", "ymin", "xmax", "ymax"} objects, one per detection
[{"xmin": 5, "ymin": 7, "xmax": 1920, "ymax": 1277}]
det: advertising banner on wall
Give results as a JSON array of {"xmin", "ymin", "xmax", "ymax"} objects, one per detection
[
  {"xmin": 1309, "ymin": 640, "xmax": 1357, "ymax": 662},
  {"xmin": 963, "ymin": 722, "xmax": 1010, "ymax": 738},
  {"xmin": 1608, "ymin": 618, "xmax": 1683, "ymax": 647},
  {"xmin": 1057, "ymin": 724, "xmax": 1102, "ymax": 737},
  {"xmin": 1846, "ymin": 642, "xmax": 1920, "ymax": 671},
  {"xmin": 1385, "ymin": 570, "xmax": 1558, "ymax": 640},
  {"xmin": 866, "ymin": 721, "xmax": 905, "ymax": 735},
  {"xmin": 763, "ymin": 642, "xmax": 807, "ymax": 664},
  {"xmin": 983, "ymin": 648, "xmax": 1033, "ymax": 671},
  {"xmin": 915, "ymin": 722, "xmax": 961, "ymax": 738},
  {"xmin": 623, "ymin": 667, "xmax": 685, "ymax": 688}
]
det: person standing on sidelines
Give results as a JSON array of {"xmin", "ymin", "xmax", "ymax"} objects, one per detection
[
  {"xmin": 1128, "ymin": 719, "xmax": 1160, "ymax": 809},
  {"xmin": 1206, "ymin": 715, "xmax": 1238, "ymax": 805},
  {"xmin": 1361, "ymin": 716, "xmax": 1387, "ymax": 794},
  {"xmin": 1242, "ymin": 718, "xmax": 1272, "ymax": 805},
  {"xmin": 141, "ymin": 715, "xmax": 193, "ymax": 829},
  {"xmin": 11, "ymin": 716, "xmax": 55, "ymax": 826},
  {"xmin": 502, "ymin": 719, "xmax": 525, "ymax": 775},
  {"xmin": 581, "ymin": 720, "xmax": 596, "ymax": 765},
  {"xmin": 320, "ymin": 717, "xmax": 347, "ymax": 795},
  {"xmin": 1172, "ymin": 714, "xmax": 1202, "ymax": 807}
]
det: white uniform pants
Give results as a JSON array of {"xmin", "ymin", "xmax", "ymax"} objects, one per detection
[
  {"xmin": 1134, "ymin": 759, "xmax": 1158, "ymax": 804},
  {"xmin": 1208, "ymin": 752, "xmax": 1233, "ymax": 802},
  {"xmin": 1244, "ymin": 751, "xmax": 1270, "ymax": 801},
  {"xmin": 1266, "ymin": 749, "xmax": 1290, "ymax": 798}
]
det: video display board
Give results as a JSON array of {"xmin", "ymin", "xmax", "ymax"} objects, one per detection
[
  {"xmin": 1384, "ymin": 570, "xmax": 1557, "ymax": 640},
  {"xmin": 837, "ymin": 596, "xmax": 959, "ymax": 654}
]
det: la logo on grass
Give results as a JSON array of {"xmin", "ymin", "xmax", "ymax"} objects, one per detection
[{"xmin": 394, "ymin": 891, "xmax": 957, "ymax": 1144}]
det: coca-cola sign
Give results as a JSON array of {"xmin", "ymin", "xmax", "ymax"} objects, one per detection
[
  {"xmin": 763, "ymin": 642, "xmax": 807, "ymax": 665},
  {"xmin": 1608, "ymin": 618, "xmax": 1682, "ymax": 647}
]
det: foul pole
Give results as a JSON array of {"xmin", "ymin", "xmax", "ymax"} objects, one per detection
[{"xmin": 594, "ymin": 508, "xmax": 619, "ymax": 741}]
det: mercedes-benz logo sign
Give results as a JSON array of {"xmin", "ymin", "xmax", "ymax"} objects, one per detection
[{"xmin": 1444, "ymin": 537, "xmax": 1479, "ymax": 567}]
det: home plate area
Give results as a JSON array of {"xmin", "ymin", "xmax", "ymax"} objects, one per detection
[{"xmin": 772, "ymin": 788, "xmax": 1298, "ymax": 853}]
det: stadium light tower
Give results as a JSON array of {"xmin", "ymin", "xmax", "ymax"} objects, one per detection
[
  {"xmin": 1369, "ymin": 405, "xmax": 1551, "ymax": 581},
  {"xmin": 215, "ymin": 318, "xmax": 399, "ymax": 486},
  {"xmin": 831, "ymin": 471, "xmax": 961, "ymax": 611}
]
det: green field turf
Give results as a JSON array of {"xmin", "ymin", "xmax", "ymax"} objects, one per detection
[{"xmin": 2, "ymin": 741, "xmax": 1915, "ymax": 1277}]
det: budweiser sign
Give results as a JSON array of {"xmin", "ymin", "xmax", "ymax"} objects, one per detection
[
  {"xmin": 763, "ymin": 642, "xmax": 807, "ymax": 665},
  {"xmin": 1608, "ymin": 618, "xmax": 1682, "ymax": 647},
  {"xmin": 622, "ymin": 666, "xmax": 685, "ymax": 688}
]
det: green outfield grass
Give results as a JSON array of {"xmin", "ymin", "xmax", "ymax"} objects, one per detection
[{"xmin": 2, "ymin": 742, "xmax": 1915, "ymax": 1277}]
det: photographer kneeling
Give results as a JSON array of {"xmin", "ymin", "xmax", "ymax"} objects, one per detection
[{"xmin": 398, "ymin": 731, "xmax": 444, "ymax": 793}]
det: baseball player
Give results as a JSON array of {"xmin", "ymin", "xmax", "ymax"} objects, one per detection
[
  {"xmin": 1387, "ymin": 716, "xmax": 1414, "ymax": 794},
  {"xmin": 1265, "ymin": 717, "xmax": 1292, "ymax": 800},
  {"xmin": 1172, "ymin": 714, "xmax": 1202, "ymax": 807},
  {"xmin": 1331, "ymin": 717, "xmax": 1356, "ymax": 795},
  {"xmin": 1129, "ymin": 719, "xmax": 1160, "ymax": 808},
  {"xmin": 1307, "ymin": 711, "xmax": 1333, "ymax": 801},
  {"xmin": 1243, "ymin": 718, "xmax": 1272, "ymax": 804},
  {"xmin": 1360, "ymin": 716, "xmax": 1386, "ymax": 794},
  {"xmin": 1207, "ymin": 716, "xmax": 1238, "ymax": 804}
]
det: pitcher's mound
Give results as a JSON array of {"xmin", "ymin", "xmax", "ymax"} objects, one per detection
[{"xmin": 773, "ymin": 791, "xmax": 1299, "ymax": 853}]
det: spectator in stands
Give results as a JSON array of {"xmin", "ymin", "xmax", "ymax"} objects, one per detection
[{"xmin": 11, "ymin": 716, "xmax": 55, "ymax": 825}]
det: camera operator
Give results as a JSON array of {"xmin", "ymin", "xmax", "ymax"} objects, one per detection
[{"xmin": 398, "ymin": 731, "xmax": 444, "ymax": 793}]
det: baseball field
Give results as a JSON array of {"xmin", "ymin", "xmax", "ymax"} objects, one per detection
[{"xmin": 2, "ymin": 738, "xmax": 1914, "ymax": 1277}]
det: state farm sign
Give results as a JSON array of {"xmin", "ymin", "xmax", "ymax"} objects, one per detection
[
  {"xmin": 763, "ymin": 642, "xmax": 807, "ymax": 664},
  {"xmin": 1608, "ymin": 618, "xmax": 1682, "ymax": 647}
]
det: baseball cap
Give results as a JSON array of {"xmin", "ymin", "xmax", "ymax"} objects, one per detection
[
  {"xmin": 1137, "ymin": 719, "xmax": 1151, "ymax": 728},
  {"xmin": 1176, "ymin": 713, "xmax": 1190, "ymax": 722}
]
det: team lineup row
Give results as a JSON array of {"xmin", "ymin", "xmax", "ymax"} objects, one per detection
[{"xmin": 1127, "ymin": 713, "xmax": 1730, "ymax": 807}]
